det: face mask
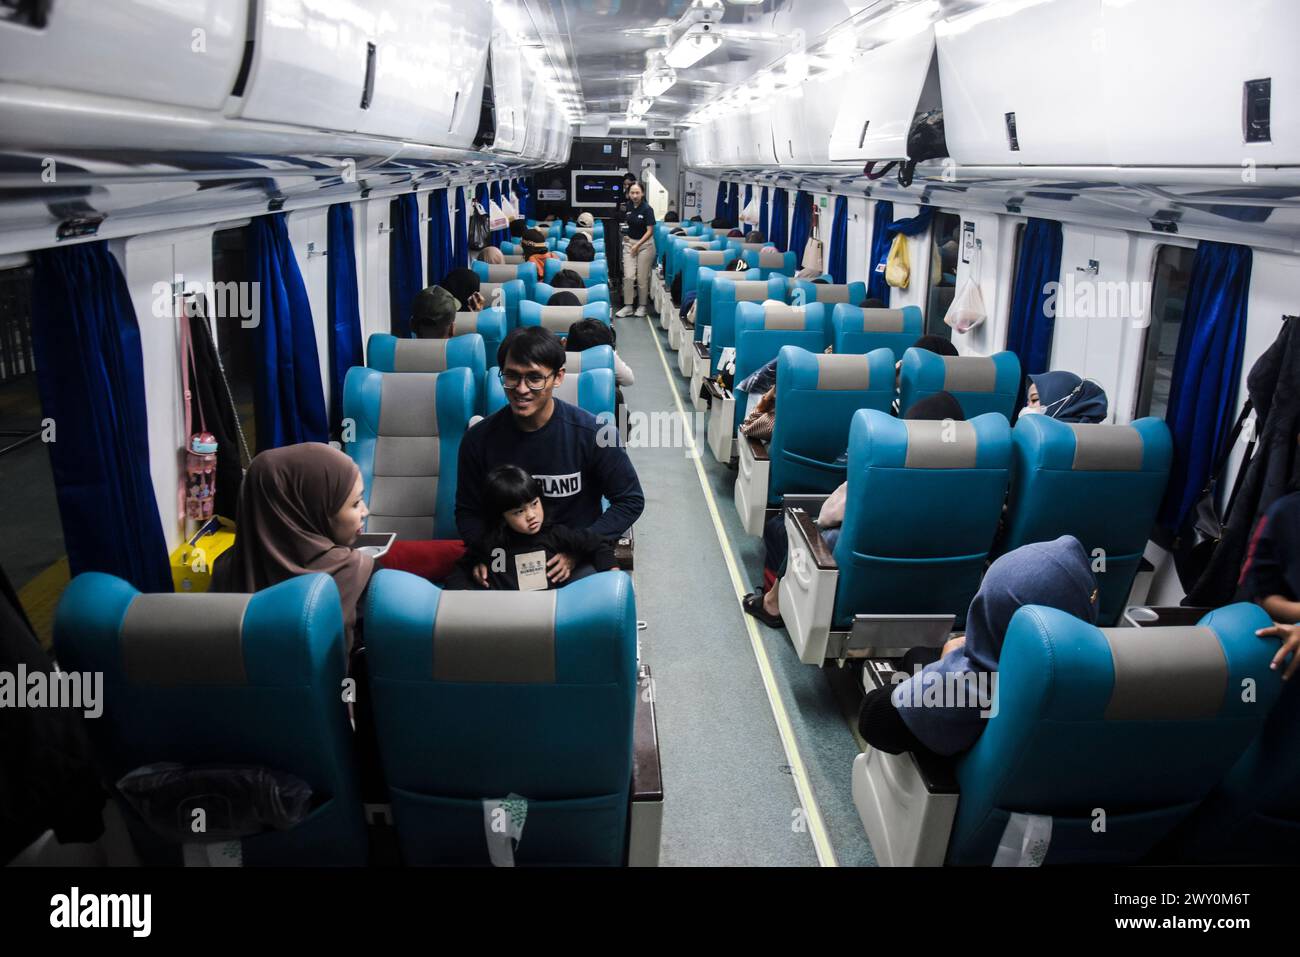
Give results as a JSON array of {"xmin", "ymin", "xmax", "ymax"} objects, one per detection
[{"xmin": 1019, "ymin": 406, "xmax": 1041, "ymax": 418}]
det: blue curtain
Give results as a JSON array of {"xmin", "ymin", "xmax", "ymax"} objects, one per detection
[
  {"xmin": 1158, "ymin": 241, "xmax": 1253, "ymax": 530},
  {"xmin": 727, "ymin": 182, "xmax": 740, "ymax": 226},
  {"xmin": 518, "ymin": 178, "xmax": 532, "ymax": 219},
  {"xmin": 427, "ymin": 187, "xmax": 453, "ymax": 287},
  {"xmin": 490, "ymin": 181, "xmax": 508, "ymax": 246},
  {"xmin": 866, "ymin": 200, "xmax": 895, "ymax": 303},
  {"xmin": 742, "ymin": 184, "xmax": 753, "ymax": 235},
  {"xmin": 249, "ymin": 213, "xmax": 329, "ymax": 450},
  {"xmin": 327, "ymin": 204, "xmax": 363, "ymax": 440},
  {"xmin": 453, "ymin": 185, "xmax": 469, "ymax": 269},
  {"xmin": 30, "ymin": 242, "xmax": 171, "ymax": 592},
  {"xmin": 1005, "ymin": 218, "xmax": 1064, "ymax": 407},
  {"xmin": 789, "ymin": 190, "xmax": 814, "ymax": 263},
  {"xmin": 771, "ymin": 187, "xmax": 790, "ymax": 252},
  {"xmin": 714, "ymin": 181, "xmax": 728, "ymax": 222},
  {"xmin": 759, "ymin": 186, "xmax": 770, "ymax": 239},
  {"xmin": 389, "ymin": 193, "xmax": 422, "ymax": 338},
  {"xmin": 828, "ymin": 195, "xmax": 849, "ymax": 285}
]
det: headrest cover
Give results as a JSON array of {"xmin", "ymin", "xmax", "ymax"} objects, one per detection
[
  {"xmin": 379, "ymin": 373, "xmax": 440, "ymax": 436},
  {"xmin": 433, "ymin": 591, "xmax": 557, "ymax": 683},
  {"xmin": 393, "ymin": 339, "xmax": 449, "ymax": 373},
  {"xmin": 815, "ymin": 353, "xmax": 873, "ymax": 391},
  {"xmin": 122, "ymin": 593, "xmax": 250, "ymax": 686},
  {"xmin": 698, "ymin": 251, "xmax": 727, "ymax": 265},
  {"xmin": 734, "ymin": 281, "xmax": 771, "ymax": 302},
  {"xmin": 1103, "ymin": 627, "xmax": 1226, "ymax": 720},
  {"xmin": 454, "ymin": 312, "xmax": 480, "ymax": 332},
  {"xmin": 1068, "ymin": 423, "xmax": 1143, "ymax": 471},
  {"xmin": 485, "ymin": 264, "xmax": 518, "ymax": 281},
  {"xmin": 758, "ymin": 248, "xmax": 786, "ymax": 268},
  {"xmin": 816, "ymin": 285, "xmax": 853, "ymax": 304},
  {"xmin": 860, "ymin": 309, "xmax": 906, "ymax": 333},
  {"xmin": 761, "ymin": 303, "xmax": 805, "ymax": 330},
  {"xmin": 565, "ymin": 351, "xmax": 584, "ymax": 373},
  {"xmin": 902, "ymin": 419, "xmax": 978, "ymax": 468},
  {"xmin": 564, "ymin": 261, "xmax": 591, "ymax": 276},
  {"xmin": 541, "ymin": 306, "xmax": 584, "ymax": 321},
  {"xmin": 941, "ymin": 355, "xmax": 998, "ymax": 392}
]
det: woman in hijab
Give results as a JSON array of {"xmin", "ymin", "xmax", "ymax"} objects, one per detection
[
  {"xmin": 1022, "ymin": 370, "xmax": 1108, "ymax": 423},
  {"xmin": 860, "ymin": 534, "xmax": 1099, "ymax": 757},
  {"xmin": 440, "ymin": 267, "xmax": 483, "ymax": 312},
  {"xmin": 744, "ymin": 391, "xmax": 967, "ymax": 628},
  {"xmin": 479, "ymin": 246, "xmax": 506, "ymax": 265},
  {"xmin": 520, "ymin": 227, "xmax": 557, "ymax": 280},
  {"xmin": 211, "ymin": 443, "xmax": 374, "ymax": 650}
]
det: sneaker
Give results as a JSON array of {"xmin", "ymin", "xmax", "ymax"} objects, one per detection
[
  {"xmin": 634, "ymin": 305, "xmax": 647, "ymax": 317},
  {"xmin": 615, "ymin": 305, "xmax": 635, "ymax": 318}
]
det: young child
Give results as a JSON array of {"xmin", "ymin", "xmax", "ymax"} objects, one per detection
[{"xmin": 449, "ymin": 465, "xmax": 617, "ymax": 590}]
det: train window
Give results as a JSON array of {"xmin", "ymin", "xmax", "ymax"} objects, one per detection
[
  {"xmin": 0, "ymin": 261, "xmax": 68, "ymax": 644},
  {"xmin": 927, "ymin": 211, "xmax": 961, "ymax": 338},
  {"xmin": 1136, "ymin": 244, "xmax": 1197, "ymax": 420},
  {"xmin": 211, "ymin": 226, "xmax": 258, "ymax": 456}
]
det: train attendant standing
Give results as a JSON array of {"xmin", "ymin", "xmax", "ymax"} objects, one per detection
[{"xmin": 616, "ymin": 181, "xmax": 656, "ymax": 318}]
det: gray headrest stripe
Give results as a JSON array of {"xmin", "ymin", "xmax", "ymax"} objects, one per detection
[
  {"xmin": 553, "ymin": 375, "xmax": 579, "ymax": 403},
  {"xmin": 453, "ymin": 312, "xmax": 480, "ymax": 333},
  {"xmin": 735, "ymin": 282, "xmax": 770, "ymax": 302},
  {"xmin": 564, "ymin": 261, "xmax": 591, "ymax": 276},
  {"xmin": 941, "ymin": 355, "xmax": 998, "ymax": 392},
  {"xmin": 758, "ymin": 248, "xmax": 785, "ymax": 267},
  {"xmin": 122, "ymin": 594, "xmax": 249, "ymax": 686},
  {"xmin": 1069, "ymin": 423, "xmax": 1144, "ymax": 471},
  {"xmin": 1103, "ymin": 627, "xmax": 1226, "ymax": 720},
  {"xmin": 563, "ymin": 287, "xmax": 591, "ymax": 303},
  {"xmin": 860, "ymin": 309, "xmax": 906, "ymax": 333},
  {"xmin": 762, "ymin": 303, "xmax": 805, "ymax": 330},
  {"xmin": 392, "ymin": 340, "xmax": 449, "ymax": 373},
  {"xmin": 540, "ymin": 306, "xmax": 584, "ymax": 321},
  {"xmin": 485, "ymin": 265, "xmax": 517, "ymax": 281},
  {"xmin": 698, "ymin": 251, "xmax": 727, "ymax": 265},
  {"xmin": 817, "ymin": 285, "xmax": 853, "ymax": 303},
  {"xmin": 903, "ymin": 419, "xmax": 979, "ymax": 468},
  {"xmin": 378, "ymin": 373, "xmax": 440, "ymax": 436},
  {"xmin": 369, "ymin": 474, "xmax": 438, "ymax": 518},
  {"xmin": 816, "ymin": 353, "xmax": 872, "ymax": 391},
  {"xmin": 502, "ymin": 254, "xmax": 525, "ymax": 264},
  {"xmin": 433, "ymin": 591, "xmax": 557, "ymax": 683},
  {"xmin": 565, "ymin": 352, "xmax": 583, "ymax": 373},
  {"xmin": 373, "ymin": 435, "xmax": 440, "ymax": 476}
]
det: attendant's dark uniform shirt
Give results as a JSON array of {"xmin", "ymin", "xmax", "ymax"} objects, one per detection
[
  {"xmin": 1240, "ymin": 490, "xmax": 1300, "ymax": 604},
  {"xmin": 624, "ymin": 201, "xmax": 655, "ymax": 241},
  {"xmin": 455, "ymin": 399, "xmax": 644, "ymax": 552}
]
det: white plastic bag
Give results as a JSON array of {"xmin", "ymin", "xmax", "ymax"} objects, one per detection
[
  {"xmin": 488, "ymin": 198, "xmax": 508, "ymax": 231},
  {"xmin": 740, "ymin": 194, "xmax": 761, "ymax": 225},
  {"xmin": 944, "ymin": 244, "xmax": 987, "ymax": 333}
]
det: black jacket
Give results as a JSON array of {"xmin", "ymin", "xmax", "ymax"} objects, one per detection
[{"xmin": 459, "ymin": 523, "xmax": 617, "ymax": 590}]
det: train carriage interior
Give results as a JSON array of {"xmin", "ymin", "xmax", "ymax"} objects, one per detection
[{"xmin": 2, "ymin": 0, "xmax": 1299, "ymax": 885}]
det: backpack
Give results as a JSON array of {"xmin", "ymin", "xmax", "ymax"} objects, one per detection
[{"xmin": 898, "ymin": 110, "xmax": 947, "ymax": 188}]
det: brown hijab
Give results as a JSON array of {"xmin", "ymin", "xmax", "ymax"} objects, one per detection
[{"xmin": 212, "ymin": 443, "xmax": 374, "ymax": 647}]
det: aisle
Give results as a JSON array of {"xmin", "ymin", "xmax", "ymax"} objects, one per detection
[{"xmin": 615, "ymin": 306, "xmax": 876, "ymax": 867}]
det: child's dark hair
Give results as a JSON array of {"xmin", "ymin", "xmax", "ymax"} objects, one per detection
[
  {"xmin": 484, "ymin": 465, "xmax": 542, "ymax": 518},
  {"xmin": 566, "ymin": 318, "xmax": 615, "ymax": 352}
]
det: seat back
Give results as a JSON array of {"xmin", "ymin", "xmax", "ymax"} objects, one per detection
[
  {"xmin": 709, "ymin": 276, "xmax": 788, "ymax": 372},
  {"xmin": 732, "ymin": 303, "xmax": 828, "ymax": 432},
  {"xmin": 485, "ymin": 366, "xmax": 616, "ymax": 422},
  {"xmin": 667, "ymin": 237, "xmax": 720, "ymax": 287},
  {"xmin": 531, "ymin": 282, "xmax": 611, "ymax": 305},
  {"xmin": 742, "ymin": 246, "xmax": 797, "ymax": 279},
  {"xmin": 565, "ymin": 345, "xmax": 615, "ymax": 375},
  {"xmin": 1001, "ymin": 416, "xmax": 1173, "ymax": 624},
  {"xmin": 518, "ymin": 301, "xmax": 611, "ymax": 335},
  {"xmin": 831, "ymin": 304, "xmax": 924, "ymax": 361},
  {"xmin": 769, "ymin": 346, "xmax": 896, "ymax": 503},
  {"xmin": 343, "ymin": 366, "xmax": 474, "ymax": 539},
  {"xmin": 949, "ymin": 602, "xmax": 1283, "ymax": 865},
  {"xmin": 451, "ymin": 307, "xmax": 507, "ymax": 371},
  {"xmin": 682, "ymin": 248, "xmax": 738, "ymax": 301},
  {"xmin": 363, "ymin": 570, "xmax": 637, "ymax": 865},
  {"xmin": 792, "ymin": 280, "xmax": 868, "ymax": 308},
  {"xmin": 899, "ymin": 349, "xmax": 1021, "ymax": 421},
  {"xmin": 832, "ymin": 409, "xmax": 1012, "ymax": 627},
  {"xmin": 543, "ymin": 258, "xmax": 609, "ymax": 287},
  {"xmin": 478, "ymin": 279, "xmax": 525, "ymax": 332},
  {"xmin": 365, "ymin": 333, "xmax": 486, "ymax": 413},
  {"xmin": 53, "ymin": 572, "xmax": 366, "ymax": 865},
  {"xmin": 473, "ymin": 260, "xmax": 536, "ymax": 297}
]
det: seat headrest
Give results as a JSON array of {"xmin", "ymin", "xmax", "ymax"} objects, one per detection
[
  {"xmin": 563, "ymin": 261, "xmax": 592, "ymax": 276},
  {"xmin": 697, "ymin": 250, "xmax": 729, "ymax": 265},
  {"xmin": 757, "ymin": 248, "xmax": 788, "ymax": 268},
  {"xmin": 433, "ymin": 590, "xmax": 559, "ymax": 683},
  {"xmin": 564, "ymin": 345, "xmax": 613, "ymax": 374},
  {"xmin": 851, "ymin": 408, "xmax": 1011, "ymax": 472},
  {"xmin": 902, "ymin": 419, "xmax": 980, "ymax": 468},
  {"xmin": 859, "ymin": 307, "xmax": 908, "ymax": 332},
  {"xmin": 483, "ymin": 264, "xmax": 521, "ymax": 282},
  {"xmin": 122, "ymin": 592, "xmax": 253, "ymax": 686},
  {"xmin": 541, "ymin": 305, "xmax": 584, "ymax": 322},
  {"xmin": 760, "ymin": 302, "xmax": 807, "ymax": 329},
  {"xmin": 1102, "ymin": 626, "xmax": 1228, "ymax": 720},
  {"xmin": 732, "ymin": 280, "xmax": 772, "ymax": 302},
  {"xmin": 939, "ymin": 354, "xmax": 999, "ymax": 392},
  {"xmin": 1067, "ymin": 423, "xmax": 1144, "ymax": 471},
  {"xmin": 813, "ymin": 352, "xmax": 877, "ymax": 390},
  {"xmin": 378, "ymin": 372, "xmax": 443, "ymax": 436},
  {"xmin": 811, "ymin": 284, "xmax": 854, "ymax": 304},
  {"xmin": 501, "ymin": 254, "xmax": 525, "ymax": 264},
  {"xmin": 391, "ymin": 339, "xmax": 449, "ymax": 372}
]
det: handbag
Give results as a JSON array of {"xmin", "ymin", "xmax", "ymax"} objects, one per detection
[
  {"xmin": 1172, "ymin": 401, "xmax": 1257, "ymax": 590},
  {"xmin": 802, "ymin": 236, "xmax": 824, "ymax": 273},
  {"xmin": 468, "ymin": 200, "xmax": 491, "ymax": 250},
  {"xmin": 885, "ymin": 233, "xmax": 910, "ymax": 288}
]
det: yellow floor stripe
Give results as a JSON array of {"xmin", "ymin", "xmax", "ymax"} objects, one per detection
[
  {"xmin": 643, "ymin": 313, "xmax": 838, "ymax": 867},
  {"xmin": 17, "ymin": 556, "xmax": 70, "ymax": 652}
]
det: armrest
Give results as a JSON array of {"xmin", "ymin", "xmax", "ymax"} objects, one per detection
[
  {"xmin": 862, "ymin": 661, "xmax": 959, "ymax": 795},
  {"xmin": 632, "ymin": 664, "xmax": 662, "ymax": 802},
  {"xmin": 615, "ymin": 526, "xmax": 634, "ymax": 571},
  {"xmin": 1124, "ymin": 605, "xmax": 1214, "ymax": 628},
  {"xmin": 693, "ymin": 341, "xmax": 709, "ymax": 360},
  {"xmin": 704, "ymin": 379, "xmax": 729, "ymax": 402},
  {"xmin": 786, "ymin": 507, "xmax": 836, "ymax": 571},
  {"xmin": 746, "ymin": 436, "xmax": 769, "ymax": 462},
  {"xmin": 783, "ymin": 493, "xmax": 829, "ymax": 514}
]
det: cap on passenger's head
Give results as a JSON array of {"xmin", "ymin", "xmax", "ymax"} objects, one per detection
[
  {"xmin": 412, "ymin": 286, "xmax": 458, "ymax": 339},
  {"xmin": 576, "ymin": 211, "xmax": 594, "ymax": 229}
]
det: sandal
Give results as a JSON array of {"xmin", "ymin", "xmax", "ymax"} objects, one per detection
[{"xmin": 742, "ymin": 591, "xmax": 784, "ymax": 629}]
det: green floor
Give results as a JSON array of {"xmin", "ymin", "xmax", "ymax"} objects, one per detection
[{"xmin": 618, "ymin": 304, "xmax": 876, "ymax": 867}]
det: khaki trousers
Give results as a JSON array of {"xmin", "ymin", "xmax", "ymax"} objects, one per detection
[{"xmin": 622, "ymin": 237, "xmax": 656, "ymax": 308}]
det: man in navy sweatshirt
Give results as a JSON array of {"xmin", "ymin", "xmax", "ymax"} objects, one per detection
[{"xmin": 455, "ymin": 326, "xmax": 644, "ymax": 586}]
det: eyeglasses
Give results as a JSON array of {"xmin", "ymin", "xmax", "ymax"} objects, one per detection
[{"xmin": 498, "ymin": 370, "xmax": 557, "ymax": 392}]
